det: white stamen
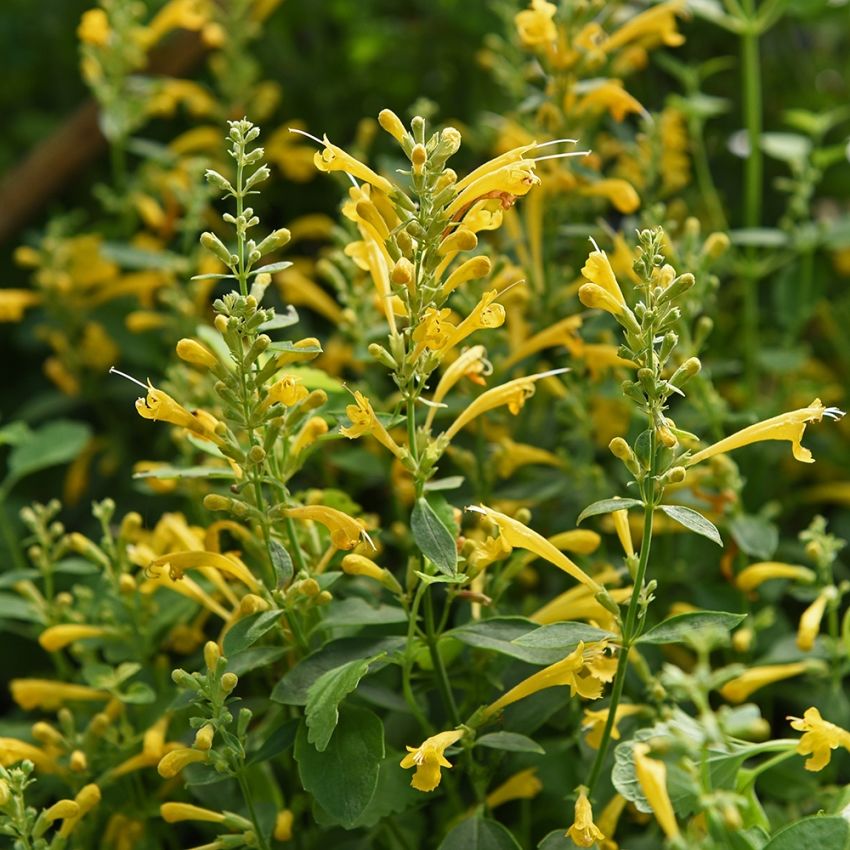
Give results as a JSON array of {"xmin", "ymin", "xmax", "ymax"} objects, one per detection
[
  {"xmin": 588, "ymin": 236, "xmax": 602, "ymax": 253},
  {"xmin": 534, "ymin": 138, "xmax": 579, "ymax": 148},
  {"xmin": 532, "ymin": 367, "xmax": 571, "ymax": 380},
  {"xmin": 824, "ymin": 407, "xmax": 845, "ymax": 420},
  {"xmin": 109, "ymin": 366, "xmax": 148, "ymax": 391},
  {"xmin": 289, "ymin": 127, "xmax": 359, "ymax": 188},
  {"xmin": 533, "ymin": 150, "xmax": 592, "ymax": 162},
  {"xmin": 360, "ymin": 529, "xmax": 376, "ymax": 551}
]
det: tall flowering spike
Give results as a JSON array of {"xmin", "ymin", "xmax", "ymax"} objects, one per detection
[
  {"xmin": 400, "ymin": 729, "xmax": 464, "ymax": 792},
  {"xmin": 686, "ymin": 399, "xmax": 844, "ymax": 467},
  {"xmin": 339, "ymin": 390, "xmax": 405, "ymax": 459},
  {"xmin": 283, "ymin": 504, "xmax": 370, "ymax": 551},
  {"xmin": 788, "ymin": 707, "xmax": 850, "ymax": 771},
  {"xmin": 719, "ymin": 661, "xmax": 809, "ymax": 703},
  {"xmin": 469, "ymin": 506, "xmax": 600, "ymax": 590},
  {"xmin": 735, "ymin": 562, "xmax": 816, "ymax": 592},
  {"xmin": 567, "ymin": 787, "xmax": 606, "ymax": 847},
  {"xmin": 633, "ymin": 744, "xmax": 680, "ymax": 840}
]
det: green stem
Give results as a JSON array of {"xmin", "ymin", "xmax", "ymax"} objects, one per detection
[
  {"xmin": 423, "ymin": 586, "xmax": 460, "ymax": 726},
  {"xmin": 237, "ymin": 771, "xmax": 272, "ymax": 850},
  {"xmin": 402, "ymin": 583, "xmax": 430, "ymax": 733},
  {"xmin": 0, "ymin": 493, "xmax": 27, "ymax": 573}
]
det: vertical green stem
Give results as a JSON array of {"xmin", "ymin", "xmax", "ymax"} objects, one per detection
[
  {"xmin": 237, "ymin": 771, "xmax": 272, "ymax": 850},
  {"xmin": 0, "ymin": 495, "xmax": 27, "ymax": 573},
  {"xmin": 423, "ymin": 587, "xmax": 460, "ymax": 726}
]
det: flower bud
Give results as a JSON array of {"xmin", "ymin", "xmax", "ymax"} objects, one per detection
[
  {"xmin": 204, "ymin": 494, "xmax": 233, "ymax": 512},
  {"xmin": 609, "ymin": 436, "xmax": 640, "ymax": 475},
  {"xmin": 669, "ymin": 356, "xmax": 701, "ymax": 389},
  {"xmin": 703, "ymin": 232, "xmax": 730, "ymax": 260},
  {"xmin": 176, "ymin": 339, "xmax": 219, "ymax": 369},
  {"xmin": 368, "ymin": 343, "xmax": 398, "ymax": 370},
  {"xmin": 411, "ymin": 144, "xmax": 427, "ymax": 175},
  {"xmin": 204, "ymin": 641, "xmax": 220, "ymax": 672},
  {"xmin": 194, "ymin": 724, "xmax": 215, "ymax": 751},
  {"xmin": 378, "ymin": 109, "xmax": 407, "ymax": 143},
  {"xmin": 220, "ymin": 672, "xmax": 239, "ymax": 693},
  {"xmin": 201, "ymin": 232, "xmax": 233, "ymax": 266},
  {"xmin": 255, "ymin": 227, "xmax": 291, "ymax": 256},
  {"xmin": 391, "ymin": 257, "xmax": 415, "ymax": 286}
]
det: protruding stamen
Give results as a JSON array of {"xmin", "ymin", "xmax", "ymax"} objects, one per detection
[
  {"xmin": 287, "ymin": 127, "xmax": 325, "ymax": 146},
  {"xmin": 533, "ymin": 138, "xmax": 579, "ymax": 149},
  {"xmin": 533, "ymin": 150, "xmax": 592, "ymax": 162},
  {"xmin": 109, "ymin": 367, "xmax": 148, "ymax": 391}
]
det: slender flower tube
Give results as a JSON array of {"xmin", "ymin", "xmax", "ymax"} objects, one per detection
[
  {"xmin": 400, "ymin": 729, "xmax": 464, "ymax": 792},
  {"xmin": 485, "ymin": 768, "xmax": 542, "ymax": 809},
  {"xmin": 39, "ymin": 624, "xmax": 109, "ymax": 652},
  {"xmin": 719, "ymin": 661, "xmax": 809, "ymax": 703},
  {"xmin": 581, "ymin": 247, "xmax": 626, "ymax": 306},
  {"xmin": 147, "ymin": 551, "xmax": 260, "ymax": 592},
  {"xmin": 735, "ymin": 562, "xmax": 816, "ymax": 592},
  {"xmin": 160, "ymin": 803, "xmax": 227, "ymax": 824},
  {"xmin": 157, "ymin": 747, "xmax": 208, "ymax": 778},
  {"xmin": 632, "ymin": 744, "xmax": 680, "ymax": 840},
  {"xmin": 283, "ymin": 504, "xmax": 370, "ymax": 551},
  {"xmin": 10, "ymin": 679, "xmax": 110, "ymax": 712},
  {"xmin": 0, "ymin": 738, "xmax": 57, "ymax": 772},
  {"xmin": 447, "ymin": 160, "xmax": 540, "ymax": 219},
  {"xmin": 58, "ymin": 784, "xmax": 101, "ymax": 838},
  {"xmin": 313, "ymin": 135, "xmax": 394, "ymax": 195},
  {"xmin": 797, "ymin": 590, "xmax": 831, "ymax": 651},
  {"xmin": 583, "ymin": 704, "xmax": 644, "ymax": 749},
  {"xmin": 788, "ymin": 707, "xmax": 850, "ymax": 771},
  {"xmin": 502, "ymin": 315, "xmax": 583, "ymax": 368},
  {"xmin": 339, "ymin": 390, "xmax": 405, "ymax": 459},
  {"xmin": 567, "ymin": 787, "xmax": 605, "ymax": 847}
]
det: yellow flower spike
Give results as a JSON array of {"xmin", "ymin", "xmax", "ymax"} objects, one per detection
[
  {"xmin": 502, "ymin": 314, "xmax": 583, "ymax": 369},
  {"xmin": 292, "ymin": 416, "xmax": 329, "ymax": 456},
  {"xmin": 686, "ymin": 399, "xmax": 844, "ymax": 466},
  {"xmin": 283, "ymin": 505, "xmax": 371, "ymax": 551},
  {"xmin": 632, "ymin": 743, "xmax": 680, "ymax": 840},
  {"xmin": 485, "ymin": 642, "xmax": 604, "ymax": 716},
  {"xmin": 0, "ymin": 288, "xmax": 42, "ymax": 322},
  {"xmin": 735, "ymin": 562, "xmax": 816, "ymax": 592},
  {"xmin": 611, "ymin": 509, "xmax": 635, "ymax": 559},
  {"xmin": 788, "ymin": 707, "xmax": 850, "ymax": 771},
  {"xmin": 160, "ymin": 802, "xmax": 227, "ymax": 824},
  {"xmin": 719, "ymin": 661, "xmax": 809, "ymax": 703},
  {"xmin": 797, "ymin": 590, "xmax": 832, "ymax": 651},
  {"xmin": 583, "ymin": 704, "xmax": 644, "ymax": 749},
  {"xmin": 400, "ymin": 729, "xmax": 464, "ymax": 792},
  {"xmin": 339, "ymin": 390, "xmax": 405, "ymax": 460},
  {"xmin": 582, "ymin": 245, "xmax": 626, "ymax": 306},
  {"xmin": 486, "ymin": 768, "xmax": 542, "ymax": 809},
  {"xmin": 440, "ymin": 255, "xmax": 492, "ymax": 297},
  {"xmin": 0, "ymin": 738, "xmax": 57, "ymax": 772},
  {"xmin": 567, "ymin": 787, "xmax": 606, "ymax": 847},
  {"xmin": 157, "ymin": 747, "xmax": 209, "ymax": 778},
  {"xmin": 275, "ymin": 809, "xmax": 294, "ymax": 840},
  {"xmin": 176, "ymin": 339, "xmax": 219, "ymax": 369},
  {"xmin": 148, "ymin": 551, "xmax": 261, "ymax": 593},
  {"xmin": 313, "ymin": 134, "xmax": 395, "ymax": 195},
  {"xmin": 446, "ymin": 160, "xmax": 540, "ymax": 219},
  {"xmin": 580, "ymin": 179, "xmax": 641, "ymax": 214},
  {"xmin": 468, "ymin": 505, "xmax": 600, "ymax": 591},
  {"xmin": 10, "ymin": 679, "xmax": 110, "ymax": 712},
  {"xmin": 58, "ymin": 783, "xmax": 101, "ymax": 838},
  {"xmin": 38, "ymin": 624, "xmax": 109, "ymax": 653},
  {"xmin": 444, "ymin": 369, "xmax": 567, "ymax": 442},
  {"xmin": 515, "ymin": 0, "xmax": 558, "ymax": 47}
]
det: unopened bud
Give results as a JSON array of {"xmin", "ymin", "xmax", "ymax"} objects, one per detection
[
  {"xmin": 391, "ymin": 257, "xmax": 415, "ymax": 286},
  {"xmin": 703, "ymin": 232, "xmax": 730, "ymax": 260},
  {"xmin": 220, "ymin": 672, "xmax": 238, "ymax": 693},
  {"xmin": 176, "ymin": 338, "xmax": 219, "ymax": 369},
  {"xmin": 200, "ymin": 232, "xmax": 233, "ymax": 266},
  {"xmin": 248, "ymin": 445, "xmax": 266, "ymax": 464},
  {"xmin": 367, "ymin": 343, "xmax": 397, "ymax": 370},
  {"xmin": 657, "ymin": 272, "xmax": 695, "ymax": 305},
  {"xmin": 204, "ymin": 641, "xmax": 221, "ymax": 672},
  {"xmin": 118, "ymin": 574, "xmax": 136, "ymax": 593},
  {"xmin": 316, "ymin": 590, "xmax": 333, "ymax": 606},
  {"xmin": 214, "ymin": 314, "xmax": 229, "ymax": 333},
  {"xmin": 378, "ymin": 108, "xmax": 407, "ymax": 144},
  {"xmin": 411, "ymin": 144, "xmax": 427, "ymax": 175},
  {"xmin": 204, "ymin": 494, "xmax": 233, "ymax": 512},
  {"xmin": 669, "ymin": 356, "xmax": 701, "ymax": 389},
  {"xmin": 194, "ymin": 724, "xmax": 215, "ymax": 751},
  {"xmin": 70, "ymin": 750, "xmax": 88, "ymax": 772},
  {"xmin": 609, "ymin": 436, "xmax": 640, "ymax": 475}
]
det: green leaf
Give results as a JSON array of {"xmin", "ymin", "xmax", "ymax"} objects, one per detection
[
  {"xmin": 294, "ymin": 704, "xmax": 384, "ymax": 829},
  {"xmin": 425, "ymin": 476, "xmax": 464, "ymax": 492},
  {"xmin": 250, "ymin": 260, "xmax": 293, "ymax": 276},
  {"xmin": 269, "ymin": 539, "xmax": 293, "ymax": 588},
  {"xmin": 411, "ymin": 497, "xmax": 457, "ymax": 576},
  {"xmin": 577, "ymin": 498, "xmax": 643, "ymax": 525},
  {"xmin": 760, "ymin": 132, "xmax": 812, "ymax": 164},
  {"xmin": 475, "ymin": 731, "xmax": 545, "ymax": 755},
  {"xmin": 4, "ymin": 420, "xmax": 91, "ymax": 491},
  {"xmin": 414, "ymin": 570, "xmax": 468, "ymax": 586},
  {"xmin": 0, "ymin": 592, "xmax": 40, "ymax": 622},
  {"xmin": 258, "ymin": 306, "xmax": 299, "ymax": 331},
  {"xmin": 658, "ymin": 505, "xmax": 722, "ymax": 546},
  {"xmin": 222, "ymin": 610, "xmax": 282, "ymax": 655},
  {"xmin": 305, "ymin": 654, "xmax": 384, "ymax": 752},
  {"xmin": 317, "ymin": 597, "xmax": 407, "ymax": 630},
  {"xmin": 101, "ymin": 241, "xmax": 187, "ymax": 271},
  {"xmin": 637, "ymin": 611, "xmax": 745, "ymax": 645},
  {"xmin": 248, "ymin": 718, "xmax": 298, "ymax": 765},
  {"xmin": 511, "ymin": 622, "xmax": 616, "ymax": 651},
  {"xmin": 437, "ymin": 816, "xmax": 521, "ymax": 850},
  {"xmin": 226, "ymin": 646, "xmax": 286, "ymax": 676},
  {"xmin": 763, "ymin": 816, "xmax": 850, "ymax": 850},
  {"xmin": 132, "ymin": 465, "xmax": 235, "ymax": 480},
  {"xmin": 729, "ymin": 514, "xmax": 778, "ymax": 560},
  {"xmin": 448, "ymin": 617, "xmax": 566, "ymax": 665},
  {"xmin": 0, "ymin": 422, "xmax": 31, "ymax": 447}
]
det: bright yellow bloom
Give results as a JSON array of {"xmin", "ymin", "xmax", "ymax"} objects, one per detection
[
  {"xmin": 578, "ymin": 282, "xmax": 629, "ymax": 318},
  {"xmin": 0, "ymin": 289, "xmax": 41, "ymax": 322},
  {"xmin": 486, "ymin": 768, "xmax": 542, "ymax": 809},
  {"xmin": 447, "ymin": 159, "xmax": 540, "ymax": 219},
  {"xmin": 58, "ymin": 784, "xmax": 101, "ymax": 838},
  {"xmin": 340, "ymin": 554, "xmax": 402, "ymax": 594},
  {"xmin": 735, "ymin": 562, "xmax": 816, "ymax": 592},
  {"xmin": 578, "ymin": 80, "xmax": 645, "ymax": 122},
  {"xmin": 719, "ymin": 662, "xmax": 809, "ymax": 703},
  {"xmin": 611, "ymin": 509, "xmax": 634, "ymax": 559},
  {"xmin": 470, "ymin": 506, "xmax": 600, "ymax": 590},
  {"xmin": 0, "ymin": 738, "xmax": 56, "ymax": 772},
  {"xmin": 134, "ymin": 382, "xmax": 221, "ymax": 441},
  {"xmin": 633, "ymin": 743, "xmax": 679, "ymax": 840},
  {"xmin": 502, "ymin": 315, "xmax": 583, "ymax": 369},
  {"xmin": 160, "ymin": 802, "xmax": 227, "ymax": 824},
  {"xmin": 686, "ymin": 399, "xmax": 844, "ymax": 466},
  {"xmin": 147, "ymin": 550, "xmax": 260, "ymax": 592},
  {"xmin": 485, "ymin": 642, "xmax": 605, "ymax": 715},
  {"xmin": 583, "ymin": 704, "xmax": 644, "ymax": 749},
  {"xmin": 157, "ymin": 747, "xmax": 208, "ymax": 778},
  {"xmin": 176, "ymin": 339, "xmax": 219, "ymax": 369},
  {"xmin": 267, "ymin": 375, "xmax": 309, "ymax": 407},
  {"xmin": 144, "ymin": 0, "xmax": 210, "ymax": 46},
  {"xmin": 283, "ymin": 505, "xmax": 369, "ymax": 551},
  {"xmin": 515, "ymin": 0, "xmax": 557, "ymax": 47},
  {"xmin": 38, "ymin": 624, "xmax": 109, "ymax": 653},
  {"xmin": 596, "ymin": 794, "xmax": 627, "ymax": 850},
  {"xmin": 443, "ymin": 289, "xmax": 506, "ymax": 350},
  {"xmin": 582, "ymin": 247, "xmax": 626, "ymax": 307},
  {"xmin": 568, "ymin": 787, "xmax": 605, "ymax": 847},
  {"xmin": 314, "ymin": 135, "xmax": 394, "ymax": 195},
  {"xmin": 339, "ymin": 390, "xmax": 405, "ymax": 459},
  {"xmin": 277, "ymin": 266, "xmax": 344, "ymax": 324},
  {"xmin": 580, "ymin": 179, "xmax": 640, "ymax": 214},
  {"xmin": 440, "ymin": 255, "xmax": 492, "ymax": 296},
  {"xmin": 494, "ymin": 437, "xmax": 562, "ymax": 478},
  {"xmin": 292, "ymin": 416, "xmax": 329, "ymax": 456},
  {"xmin": 412, "ymin": 307, "xmax": 457, "ymax": 355},
  {"xmin": 274, "ymin": 809, "xmax": 294, "ymax": 841},
  {"xmin": 77, "ymin": 8, "xmax": 110, "ymax": 45},
  {"xmin": 603, "ymin": 0, "xmax": 686, "ymax": 52},
  {"xmin": 797, "ymin": 590, "xmax": 831, "ymax": 651},
  {"xmin": 788, "ymin": 707, "xmax": 850, "ymax": 771},
  {"xmin": 548, "ymin": 529, "xmax": 602, "ymax": 555},
  {"xmin": 43, "ymin": 800, "xmax": 80, "ymax": 822},
  {"xmin": 10, "ymin": 679, "xmax": 110, "ymax": 712},
  {"xmin": 400, "ymin": 729, "xmax": 464, "ymax": 792}
]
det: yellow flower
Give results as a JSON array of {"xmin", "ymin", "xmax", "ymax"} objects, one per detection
[
  {"xmin": 277, "ymin": 266, "xmax": 344, "ymax": 324},
  {"xmin": 157, "ymin": 747, "xmax": 208, "ymax": 778},
  {"xmin": 494, "ymin": 437, "xmax": 563, "ymax": 478},
  {"xmin": 77, "ymin": 8, "xmax": 110, "ymax": 45},
  {"xmin": 603, "ymin": 0, "xmax": 686, "ymax": 52},
  {"xmin": 577, "ymin": 80, "xmax": 645, "ymax": 123},
  {"xmin": 134, "ymin": 381, "xmax": 221, "ymax": 441},
  {"xmin": 292, "ymin": 416, "xmax": 329, "ymax": 456},
  {"xmin": 580, "ymin": 179, "xmax": 641, "ymax": 214},
  {"xmin": 686, "ymin": 399, "xmax": 844, "ymax": 466},
  {"xmin": 735, "ymin": 562, "xmax": 816, "ymax": 592},
  {"xmin": 440, "ymin": 255, "xmax": 492, "ymax": 296},
  {"xmin": 0, "ymin": 288, "xmax": 41, "ymax": 322},
  {"xmin": 10, "ymin": 679, "xmax": 110, "ymax": 712},
  {"xmin": 339, "ymin": 390, "xmax": 405, "ymax": 459},
  {"xmin": 447, "ymin": 160, "xmax": 540, "ymax": 219},
  {"xmin": 43, "ymin": 799, "xmax": 80, "ymax": 823},
  {"xmin": 485, "ymin": 642, "xmax": 605, "ymax": 715},
  {"xmin": 719, "ymin": 662, "xmax": 809, "ymax": 703},
  {"xmin": 412, "ymin": 307, "xmax": 457, "ymax": 355},
  {"xmin": 58, "ymin": 784, "xmax": 101, "ymax": 838},
  {"xmin": 596, "ymin": 794, "xmax": 627, "ymax": 850},
  {"xmin": 582, "ymin": 246, "xmax": 626, "ymax": 307},
  {"xmin": 502, "ymin": 315, "xmax": 583, "ymax": 369},
  {"xmin": 611, "ymin": 509, "xmax": 635, "ymax": 559},
  {"xmin": 267, "ymin": 375, "xmax": 309, "ymax": 407},
  {"xmin": 548, "ymin": 529, "xmax": 602, "ymax": 555},
  {"xmin": 567, "ymin": 787, "xmax": 605, "ymax": 847},
  {"xmin": 515, "ymin": 0, "xmax": 557, "ymax": 47},
  {"xmin": 583, "ymin": 704, "xmax": 644, "ymax": 749},
  {"xmin": 147, "ymin": 550, "xmax": 261, "ymax": 592},
  {"xmin": 176, "ymin": 339, "xmax": 219, "ymax": 369},
  {"xmin": 160, "ymin": 803, "xmax": 227, "ymax": 824},
  {"xmin": 274, "ymin": 809, "xmax": 294, "ymax": 841},
  {"xmin": 469, "ymin": 506, "xmax": 600, "ymax": 591},
  {"xmin": 788, "ymin": 707, "xmax": 850, "ymax": 771},
  {"xmin": 38, "ymin": 624, "xmax": 109, "ymax": 653},
  {"xmin": 486, "ymin": 768, "xmax": 542, "ymax": 809},
  {"xmin": 443, "ymin": 289, "xmax": 506, "ymax": 350},
  {"xmin": 400, "ymin": 729, "xmax": 464, "ymax": 792},
  {"xmin": 633, "ymin": 744, "xmax": 679, "ymax": 840},
  {"xmin": 0, "ymin": 738, "xmax": 57, "ymax": 772},
  {"xmin": 797, "ymin": 590, "xmax": 831, "ymax": 651},
  {"xmin": 283, "ymin": 505, "xmax": 370, "ymax": 551},
  {"xmin": 314, "ymin": 135, "xmax": 395, "ymax": 195}
]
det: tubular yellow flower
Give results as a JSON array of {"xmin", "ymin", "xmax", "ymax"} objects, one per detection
[
  {"xmin": 292, "ymin": 416, "xmax": 329, "ymax": 456},
  {"xmin": 633, "ymin": 744, "xmax": 679, "ymax": 840},
  {"xmin": 400, "ymin": 729, "xmax": 464, "ymax": 792},
  {"xmin": 582, "ymin": 247, "xmax": 626, "ymax": 306},
  {"xmin": 10, "ymin": 679, "xmax": 110, "ymax": 712},
  {"xmin": 719, "ymin": 661, "xmax": 809, "ymax": 703},
  {"xmin": 447, "ymin": 160, "xmax": 540, "ymax": 219},
  {"xmin": 443, "ymin": 289, "xmax": 506, "ymax": 349},
  {"xmin": 43, "ymin": 800, "xmax": 80, "ymax": 822},
  {"xmin": 0, "ymin": 289, "xmax": 42, "ymax": 322},
  {"xmin": 502, "ymin": 315, "xmax": 583, "ymax": 368},
  {"xmin": 469, "ymin": 506, "xmax": 600, "ymax": 590},
  {"xmin": 267, "ymin": 375, "xmax": 309, "ymax": 407},
  {"xmin": 274, "ymin": 809, "xmax": 294, "ymax": 841},
  {"xmin": 440, "ymin": 255, "xmax": 492, "ymax": 296},
  {"xmin": 494, "ymin": 438, "xmax": 562, "ymax": 478},
  {"xmin": 578, "ymin": 283, "xmax": 628, "ymax": 318},
  {"xmin": 412, "ymin": 308, "xmax": 457, "ymax": 355},
  {"xmin": 341, "ymin": 553, "xmax": 385, "ymax": 582},
  {"xmin": 277, "ymin": 267, "xmax": 344, "ymax": 324},
  {"xmin": 339, "ymin": 390, "xmax": 405, "ymax": 459},
  {"xmin": 485, "ymin": 642, "xmax": 604, "ymax": 715},
  {"xmin": 176, "ymin": 339, "xmax": 219, "ymax": 369},
  {"xmin": 38, "ymin": 624, "xmax": 109, "ymax": 653},
  {"xmin": 596, "ymin": 794, "xmax": 627, "ymax": 850},
  {"xmin": 583, "ymin": 704, "xmax": 644, "ymax": 749},
  {"xmin": 603, "ymin": 0, "xmax": 686, "ymax": 52},
  {"xmin": 461, "ymin": 198, "xmax": 504, "ymax": 232},
  {"xmin": 686, "ymin": 399, "xmax": 844, "ymax": 466},
  {"xmin": 548, "ymin": 529, "xmax": 602, "ymax": 555},
  {"xmin": 314, "ymin": 135, "xmax": 395, "ymax": 195},
  {"xmin": 486, "ymin": 768, "xmax": 542, "ymax": 809},
  {"xmin": 378, "ymin": 108, "xmax": 407, "ymax": 143},
  {"xmin": 515, "ymin": 0, "xmax": 557, "ymax": 47},
  {"xmin": 797, "ymin": 590, "xmax": 831, "ymax": 651},
  {"xmin": 735, "ymin": 562, "xmax": 816, "ymax": 592},
  {"xmin": 283, "ymin": 505, "xmax": 369, "ymax": 551},
  {"xmin": 454, "ymin": 144, "xmax": 537, "ymax": 195},
  {"xmin": 0, "ymin": 738, "xmax": 56, "ymax": 772},
  {"xmin": 157, "ymin": 747, "xmax": 208, "ymax": 778},
  {"xmin": 58, "ymin": 784, "xmax": 101, "ymax": 838},
  {"xmin": 788, "ymin": 707, "xmax": 850, "ymax": 771},
  {"xmin": 161, "ymin": 802, "xmax": 227, "ymax": 824},
  {"xmin": 134, "ymin": 382, "xmax": 221, "ymax": 441},
  {"xmin": 580, "ymin": 179, "xmax": 640, "ymax": 214},
  {"xmin": 77, "ymin": 8, "xmax": 110, "ymax": 45},
  {"xmin": 148, "ymin": 551, "xmax": 261, "ymax": 592},
  {"xmin": 611, "ymin": 509, "xmax": 635, "ymax": 559},
  {"xmin": 578, "ymin": 80, "xmax": 645, "ymax": 122},
  {"xmin": 568, "ymin": 787, "xmax": 605, "ymax": 847}
]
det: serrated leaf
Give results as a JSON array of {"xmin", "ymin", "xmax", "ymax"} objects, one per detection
[
  {"xmin": 269, "ymin": 539, "xmax": 293, "ymax": 588},
  {"xmin": 305, "ymin": 654, "xmax": 384, "ymax": 751},
  {"xmin": 222, "ymin": 610, "xmax": 282, "ymax": 655},
  {"xmin": 475, "ymin": 731, "xmax": 545, "ymax": 754},
  {"xmin": 437, "ymin": 816, "xmax": 522, "ymax": 850},
  {"xmin": 295, "ymin": 704, "xmax": 384, "ymax": 828},
  {"xmin": 638, "ymin": 610, "xmax": 745, "ymax": 645},
  {"xmin": 577, "ymin": 498, "xmax": 643, "ymax": 525},
  {"xmin": 411, "ymin": 497, "xmax": 457, "ymax": 576},
  {"xmin": 763, "ymin": 816, "xmax": 850, "ymax": 850},
  {"xmin": 4, "ymin": 420, "xmax": 92, "ymax": 491},
  {"xmin": 658, "ymin": 505, "xmax": 722, "ymax": 546}
]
